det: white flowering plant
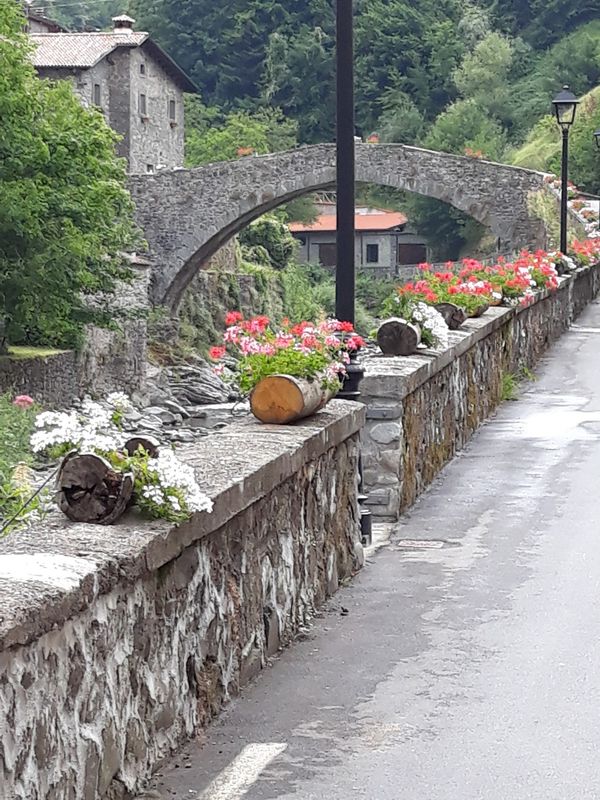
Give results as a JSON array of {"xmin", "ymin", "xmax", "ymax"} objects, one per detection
[
  {"xmin": 382, "ymin": 294, "xmax": 449, "ymax": 350},
  {"xmin": 31, "ymin": 394, "xmax": 212, "ymax": 523}
]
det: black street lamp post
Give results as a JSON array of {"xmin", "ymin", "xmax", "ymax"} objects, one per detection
[
  {"xmin": 552, "ymin": 85, "xmax": 579, "ymax": 254},
  {"xmin": 335, "ymin": 0, "xmax": 372, "ymax": 545},
  {"xmin": 335, "ymin": 0, "xmax": 356, "ymax": 328}
]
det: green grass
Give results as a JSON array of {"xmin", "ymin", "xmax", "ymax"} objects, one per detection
[
  {"xmin": 501, "ymin": 373, "xmax": 518, "ymax": 402},
  {"xmin": 3, "ymin": 346, "xmax": 67, "ymax": 360}
]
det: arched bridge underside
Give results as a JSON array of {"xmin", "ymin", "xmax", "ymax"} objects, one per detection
[{"xmin": 128, "ymin": 143, "xmax": 548, "ymax": 309}]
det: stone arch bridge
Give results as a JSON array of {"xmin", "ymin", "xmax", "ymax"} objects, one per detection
[{"xmin": 128, "ymin": 143, "xmax": 548, "ymax": 309}]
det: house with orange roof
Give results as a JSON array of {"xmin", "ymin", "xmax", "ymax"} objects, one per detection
[{"xmin": 289, "ymin": 202, "xmax": 429, "ymax": 276}]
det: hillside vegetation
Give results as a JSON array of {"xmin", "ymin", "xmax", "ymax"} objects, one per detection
[{"xmin": 47, "ymin": 0, "xmax": 600, "ymax": 257}]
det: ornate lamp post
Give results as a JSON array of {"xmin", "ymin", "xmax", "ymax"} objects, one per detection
[
  {"xmin": 552, "ymin": 85, "xmax": 579, "ymax": 254},
  {"xmin": 335, "ymin": 0, "xmax": 372, "ymax": 545}
]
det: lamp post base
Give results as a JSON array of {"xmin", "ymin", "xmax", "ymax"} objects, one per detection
[{"xmin": 338, "ymin": 352, "xmax": 372, "ymax": 547}]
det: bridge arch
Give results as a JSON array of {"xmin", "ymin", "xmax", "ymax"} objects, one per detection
[{"xmin": 128, "ymin": 143, "xmax": 547, "ymax": 309}]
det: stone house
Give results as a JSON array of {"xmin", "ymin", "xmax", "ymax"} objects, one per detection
[
  {"xmin": 28, "ymin": 14, "xmax": 197, "ymax": 174},
  {"xmin": 25, "ymin": 10, "xmax": 65, "ymax": 33},
  {"xmin": 289, "ymin": 202, "xmax": 429, "ymax": 277}
]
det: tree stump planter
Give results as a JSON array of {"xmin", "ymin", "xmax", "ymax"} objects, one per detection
[
  {"xmin": 250, "ymin": 374, "xmax": 335, "ymax": 424},
  {"xmin": 435, "ymin": 303, "xmax": 467, "ymax": 330},
  {"xmin": 470, "ymin": 303, "xmax": 489, "ymax": 318},
  {"xmin": 57, "ymin": 452, "xmax": 134, "ymax": 524},
  {"xmin": 376, "ymin": 317, "xmax": 421, "ymax": 356}
]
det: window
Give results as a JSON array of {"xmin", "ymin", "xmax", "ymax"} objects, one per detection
[
  {"xmin": 146, "ymin": 164, "xmax": 154, "ymax": 173},
  {"xmin": 139, "ymin": 63, "xmax": 146, "ymax": 75},
  {"xmin": 139, "ymin": 93, "xmax": 147, "ymax": 116},
  {"xmin": 93, "ymin": 83, "xmax": 101, "ymax": 106},
  {"xmin": 169, "ymin": 99, "xmax": 176, "ymax": 121},
  {"xmin": 398, "ymin": 243, "xmax": 427, "ymax": 266},
  {"xmin": 366, "ymin": 244, "xmax": 379, "ymax": 264},
  {"xmin": 318, "ymin": 243, "xmax": 337, "ymax": 268}
]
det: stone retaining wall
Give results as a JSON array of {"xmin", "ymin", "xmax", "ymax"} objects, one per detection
[
  {"xmin": 0, "ymin": 402, "xmax": 364, "ymax": 800},
  {"xmin": 0, "ymin": 267, "xmax": 150, "ymax": 407},
  {"xmin": 361, "ymin": 264, "xmax": 600, "ymax": 518},
  {"xmin": 0, "ymin": 351, "xmax": 77, "ymax": 408}
]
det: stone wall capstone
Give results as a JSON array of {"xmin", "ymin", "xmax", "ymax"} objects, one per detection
[
  {"xmin": 360, "ymin": 264, "xmax": 600, "ymax": 519},
  {"xmin": 0, "ymin": 401, "xmax": 364, "ymax": 800}
]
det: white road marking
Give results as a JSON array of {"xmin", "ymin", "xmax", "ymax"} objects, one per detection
[{"xmin": 196, "ymin": 743, "xmax": 287, "ymax": 800}]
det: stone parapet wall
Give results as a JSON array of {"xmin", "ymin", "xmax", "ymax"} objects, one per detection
[
  {"xmin": 0, "ymin": 267, "xmax": 150, "ymax": 407},
  {"xmin": 361, "ymin": 264, "xmax": 600, "ymax": 519},
  {"xmin": 0, "ymin": 402, "xmax": 364, "ymax": 800},
  {"xmin": 0, "ymin": 351, "xmax": 77, "ymax": 408}
]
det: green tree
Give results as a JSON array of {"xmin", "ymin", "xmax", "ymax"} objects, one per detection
[
  {"xmin": 185, "ymin": 107, "xmax": 297, "ymax": 166},
  {"xmin": 425, "ymin": 99, "xmax": 507, "ymax": 161},
  {"xmin": 263, "ymin": 27, "xmax": 335, "ymax": 143},
  {"xmin": 453, "ymin": 32, "xmax": 514, "ymax": 123},
  {"xmin": 0, "ymin": 1, "xmax": 138, "ymax": 353},
  {"xmin": 376, "ymin": 89, "xmax": 426, "ymax": 145},
  {"xmin": 238, "ymin": 216, "xmax": 297, "ymax": 271},
  {"xmin": 41, "ymin": 0, "xmax": 126, "ymax": 29}
]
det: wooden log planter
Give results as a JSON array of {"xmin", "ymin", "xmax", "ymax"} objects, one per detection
[
  {"xmin": 57, "ymin": 452, "xmax": 134, "ymax": 524},
  {"xmin": 250, "ymin": 374, "xmax": 335, "ymax": 424},
  {"xmin": 435, "ymin": 303, "xmax": 467, "ymax": 330},
  {"xmin": 56, "ymin": 436, "xmax": 159, "ymax": 524},
  {"xmin": 376, "ymin": 317, "xmax": 422, "ymax": 356}
]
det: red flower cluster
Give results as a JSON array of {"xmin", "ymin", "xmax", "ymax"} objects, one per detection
[
  {"xmin": 397, "ymin": 248, "xmax": 566, "ymax": 312},
  {"xmin": 209, "ymin": 314, "xmax": 365, "ymax": 394}
]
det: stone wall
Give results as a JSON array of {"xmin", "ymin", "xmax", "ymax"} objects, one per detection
[
  {"xmin": 0, "ymin": 266, "xmax": 149, "ymax": 406},
  {"xmin": 128, "ymin": 44, "xmax": 185, "ymax": 174},
  {"xmin": 0, "ymin": 351, "xmax": 77, "ymax": 408},
  {"xmin": 361, "ymin": 263, "xmax": 600, "ymax": 519},
  {"xmin": 77, "ymin": 265, "xmax": 150, "ymax": 398},
  {"xmin": 0, "ymin": 402, "xmax": 364, "ymax": 800}
]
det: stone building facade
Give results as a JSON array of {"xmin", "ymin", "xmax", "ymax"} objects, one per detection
[
  {"xmin": 290, "ymin": 202, "xmax": 429, "ymax": 277},
  {"xmin": 29, "ymin": 15, "xmax": 197, "ymax": 173}
]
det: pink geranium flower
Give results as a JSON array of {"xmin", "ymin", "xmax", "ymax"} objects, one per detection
[{"xmin": 13, "ymin": 395, "xmax": 34, "ymax": 409}]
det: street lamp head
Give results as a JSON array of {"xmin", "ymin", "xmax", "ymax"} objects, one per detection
[
  {"xmin": 594, "ymin": 129, "xmax": 600, "ymax": 151},
  {"xmin": 552, "ymin": 85, "xmax": 579, "ymax": 130}
]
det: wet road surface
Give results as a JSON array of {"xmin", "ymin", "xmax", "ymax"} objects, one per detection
[{"xmin": 151, "ymin": 301, "xmax": 600, "ymax": 800}]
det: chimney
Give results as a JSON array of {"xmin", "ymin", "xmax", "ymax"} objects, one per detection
[{"xmin": 112, "ymin": 14, "xmax": 136, "ymax": 34}]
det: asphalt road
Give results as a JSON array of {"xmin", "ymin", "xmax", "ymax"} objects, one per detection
[{"xmin": 150, "ymin": 300, "xmax": 600, "ymax": 800}]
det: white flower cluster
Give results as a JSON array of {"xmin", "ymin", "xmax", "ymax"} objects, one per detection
[
  {"xmin": 106, "ymin": 392, "xmax": 133, "ymax": 412},
  {"xmin": 411, "ymin": 302, "xmax": 449, "ymax": 350},
  {"xmin": 146, "ymin": 449, "xmax": 214, "ymax": 514},
  {"xmin": 548, "ymin": 252, "xmax": 577, "ymax": 273},
  {"xmin": 31, "ymin": 399, "xmax": 124, "ymax": 454},
  {"xmin": 30, "ymin": 393, "xmax": 214, "ymax": 522}
]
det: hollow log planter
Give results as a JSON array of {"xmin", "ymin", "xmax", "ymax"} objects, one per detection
[
  {"xmin": 377, "ymin": 317, "xmax": 421, "ymax": 356},
  {"xmin": 470, "ymin": 303, "xmax": 489, "ymax": 318},
  {"xmin": 250, "ymin": 374, "xmax": 335, "ymax": 424},
  {"xmin": 435, "ymin": 303, "xmax": 467, "ymax": 330},
  {"xmin": 57, "ymin": 452, "xmax": 134, "ymax": 525}
]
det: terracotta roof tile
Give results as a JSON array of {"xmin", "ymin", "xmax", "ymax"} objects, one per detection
[{"xmin": 289, "ymin": 210, "xmax": 407, "ymax": 233}]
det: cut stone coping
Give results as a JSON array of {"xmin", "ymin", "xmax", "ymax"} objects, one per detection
[
  {"xmin": 363, "ymin": 270, "xmax": 580, "ymax": 399},
  {"xmin": 0, "ymin": 400, "xmax": 365, "ymax": 651}
]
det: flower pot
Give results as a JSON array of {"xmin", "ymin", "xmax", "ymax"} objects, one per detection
[
  {"xmin": 250, "ymin": 374, "xmax": 335, "ymax": 424},
  {"xmin": 57, "ymin": 451, "xmax": 134, "ymax": 524},
  {"xmin": 470, "ymin": 303, "xmax": 489, "ymax": 318},
  {"xmin": 435, "ymin": 303, "xmax": 467, "ymax": 330},
  {"xmin": 376, "ymin": 317, "xmax": 421, "ymax": 356}
]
